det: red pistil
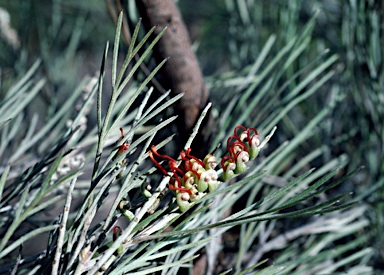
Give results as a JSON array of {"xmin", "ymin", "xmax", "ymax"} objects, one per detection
[
  {"xmin": 169, "ymin": 183, "xmax": 193, "ymax": 195},
  {"xmin": 150, "ymin": 145, "xmax": 175, "ymax": 162},
  {"xmin": 148, "ymin": 151, "xmax": 168, "ymax": 175},
  {"xmin": 183, "ymin": 169, "xmax": 201, "ymax": 181},
  {"xmin": 234, "ymin": 125, "xmax": 247, "ymax": 137},
  {"xmin": 149, "ymin": 146, "xmax": 192, "ymax": 195},
  {"xmin": 247, "ymin": 127, "xmax": 259, "ymax": 146},
  {"xmin": 229, "ymin": 141, "xmax": 248, "ymax": 160},
  {"xmin": 119, "ymin": 143, "xmax": 130, "ymax": 154},
  {"xmin": 149, "ymin": 145, "xmax": 181, "ymax": 175},
  {"xmin": 185, "ymin": 148, "xmax": 205, "ymax": 167},
  {"xmin": 180, "ymin": 150, "xmax": 189, "ymax": 162},
  {"xmin": 221, "ymin": 155, "xmax": 235, "ymax": 171},
  {"xmin": 180, "ymin": 149, "xmax": 204, "ymax": 177},
  {"xmin": 118, "ymin": 127, "xmax": 130, "ymax": 153},
  {"xmin": 169, "ymin": 174, "xmax": 192, "ymax": 195},
  {"xmin": 227, "ymin": 135, "xmax": 243, "ymax": 154},
  {"xmin": 170, "ymin": 164, "xmax": 184, "ymax": 177}
]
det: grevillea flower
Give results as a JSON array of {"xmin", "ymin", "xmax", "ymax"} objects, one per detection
[
  {"xmin": 148, "ymin": 125, "xmax": 270, "ymax": 212},
  {"xmin": 149, "ymin": 146, "xmax": 220, "ymax": 212},
  {"xmin": 220, "ymin": 125, "xmax": 261, "ymax": 180},
  {"xmin": 234, "ymin": 125, "xmax": 260, "ymax": 160},
  {"xmin": 220, "ymin": 155, "xmax": 236, "ymax": 181}
]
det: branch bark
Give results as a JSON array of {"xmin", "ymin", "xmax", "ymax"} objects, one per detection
[{"xmin": 135, "ymin": 0, "xmax": 210, "ymax": 144}]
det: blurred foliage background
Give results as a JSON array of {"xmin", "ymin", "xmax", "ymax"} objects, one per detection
[
  {"xmin": 185, "ymin": 2, "xmax": 384, "ymax": 270},
  {"xmin": 0, "ymin": 0, "xmax": 383, "ymax": 273}
]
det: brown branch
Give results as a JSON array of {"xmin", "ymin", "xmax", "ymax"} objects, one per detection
[{"xmin": 135, "ymin": 0, "xmax": 211, "ymax": 142}]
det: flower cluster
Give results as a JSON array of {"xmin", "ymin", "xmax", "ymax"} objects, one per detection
[
  {"xmin": 148, "ymin": 125, "xmax": 267, "ymax": 212},
  {"xmin": 149, "ymin": 146, "xmax": 219, "ymax": 212},
  {"xmin": 220, "ymin": 126, "xmax": 260, "ymax": 181}
]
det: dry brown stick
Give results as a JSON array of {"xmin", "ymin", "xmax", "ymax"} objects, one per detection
[{"xmin": 135, "ymin": 0, "xmax": 211, "ymax": 138}]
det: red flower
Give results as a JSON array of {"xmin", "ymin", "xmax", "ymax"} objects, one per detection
[{"xmin": 149, "ymin": 146, "xmax": 192, "ymax": 195}]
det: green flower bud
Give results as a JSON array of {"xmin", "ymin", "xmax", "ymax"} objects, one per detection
[
  {"xmin": 190, "ymin": 191, "xmax": 205, "ymax": 202},
  {"xmin": 141, "ymin": 182, "xmax": 152, "ymax": 198},
  {"xmin": 197, "ymin": 170, "xmax": 209, "ymax": 192},
  {"xmin": 208, "ymin": 181, "xmax": 219, "ymax": 192},
  {"xmin": 203, "ymin": 154, "xmax": 217, "ymax": 170},
  {"xmin": 222, "ymin": 159, "xmax": 236, "ymax": 182},
  {"xmin": 234, "ymin": 151, "xmax": 249, "ymax": 174},
  {"xmin": 248, "ymin": 145, "xmax": 259, "ymax": 160},
  {"xmin": 248, "ymin": 133, "xmax": 260, "ymax": 160},
  {"xmin": 223, "ymin": 170, "xmax": 234, "ymax": 181},
  {"xmin": 121, "ymin": 209, "xmax": 134, "ymax": 221},
  {"xmin": 176, "ymin": 192, "xmax": 192, "ymax": 212},
  {"xmin": 183, "ymin": 171, "xmax": 197, "ymax": 189}
]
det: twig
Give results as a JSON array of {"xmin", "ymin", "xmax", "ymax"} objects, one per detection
[
  {"xmin": 52, "ymin": 177, "xmax": 77, "ymax": 275},
  {"xmin": 10, "ymin": 245, "xmax": 22, "ymax": 275}
]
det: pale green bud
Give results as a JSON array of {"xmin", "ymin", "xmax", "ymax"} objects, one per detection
[
  {"xmin": 234, "ymin": 151, "xmax": 249, "ymax": 174},
  {"xmin": 176, "ymin": 192, "xmax": 192, "ymax": 212}
]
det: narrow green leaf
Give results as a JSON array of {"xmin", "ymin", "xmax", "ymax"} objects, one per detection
[
  {"xmin": 0, "ymin": 225, "xmax": 57, "ymax": 259},
  {"xmin": 112, "ymin": 11, "xmax": 123, "ymax": 88},
  {"xmin": 97, "ymin": 42, "xmax": 109, "ymax": 134},
  {"xmin": 218, "ymin": 269, "xmax": 232, "ymax": 275},
  {"xmin": 278, "ymin": 168, "xmax": 360, "ymax": 211},
  {"xmin": 109, "ymin": 57, "xmax": 169, "ymax": 136},
  {"xmin": 2, "ymin": 78, "xmax": 45, "ymax": 124},
  {"xmin": 253, "ymin": 168, "xmax": 315, "ymax": 209},
  {"xmin": 146, "ymin": 198, "xmax": 356, "ymax": 241},
  {"xmin": 39, "ymin": 152, "xmax": 64, "ymax": 194},
  {"xmin": 134, "ymin": 237, "xmax": 213, "ymax": 265},
  {"xmin": 237, "ymin": 259, "xmax": 269, "ymax": 275},
  {"xmin": 253, "ymin": 264, "xmax": 286, "ymax": 275},
  {"xmin": 132, "ymin": 207, "xmax": 169, "ymax": 234},
  {"xmin": 25, "ymin": 195, "xmax": 62, "ymax": 219},
  {"xmin": 121, "ymin": 115, "xmax": 177, "ymax": 153},
  {"xmin": 115, "ymin": 19, "xmax": 143, "ymax": 88},
  {"xmin": 5, "ymin": 59, "xmax": 42, "ymax": 100},
  {"xmin": 201, "ymin": 171, "xmax": 266, "ymax": 202},
  {"xmin": 113, "ymin": 242, "xmax": 151, "ymax": 274},
  {"xmin": 138, "ymin": 93, "xmax": 184, "ymax": 128},
  {"xmin": 277, "ymin": 168, "xmax": 339, "ymax": 209},
  {"xmin": 283, "ymin": 54, "xmax": 338, "ymax": 103},
  {"xmin": 0, "ymin": 165, "xmax": 10, "ymax": 203},
  {"xmin": 128, "ymin": 18, "xmax": 142, "ymax": 59},
  {"xmin": 118, "ymin": 255, "xmax": 198, "ymax": 275},
  {"xmin": 116, "ymin": 26, "xmax": 168, "ymax": 97},
  {"xmin": 9, "ymin": 77, "xmax": 88, "ymax": 163},
  {"xmin": 131, "ymin": 24, "xmax": 158, "ymax": 59}
]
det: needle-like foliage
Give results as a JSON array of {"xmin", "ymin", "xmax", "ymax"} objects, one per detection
[{"xmin": 0, "ymin": 1, "xmax": 380, "ymax": 274}]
